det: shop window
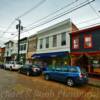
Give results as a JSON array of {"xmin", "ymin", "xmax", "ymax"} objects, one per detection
[
  {"xmin": 45, "ymin": 37, "xmax": 49, "ymax": 48},
  {"xmin": 84, "ymin": 34, "xmax": 92, "ymax": 48},
  {"xmin": 61, "ymin": 32, "xmax": 66, "ymax": 46},
  {"xmin": 53, "ymin": 35, "xmax": 57, "ymax": 47},
  {"xmin": 92, "ymin": 60, "xmax": 100, "ymax": 68},
  {"xmin": 72, "ymin": 36, "xmax": 79, "ymax": 49}
]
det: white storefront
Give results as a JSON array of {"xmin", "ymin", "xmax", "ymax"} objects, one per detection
[{"xmin": 32, "ymin": 19, "xmax": 78, "ymax": 67}]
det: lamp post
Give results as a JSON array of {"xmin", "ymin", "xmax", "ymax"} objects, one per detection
[{"xmin": 16, "ymin": 19, "xmax": 23, "ymax": 62}]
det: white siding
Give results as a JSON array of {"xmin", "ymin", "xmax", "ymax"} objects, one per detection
[
  {"xmin": 4, "ymin": 41, "xmax": 18, "ymax": 57},
  {"xmin": 36, "ymin": 19, "xmax": 71, "ymax": 54}
]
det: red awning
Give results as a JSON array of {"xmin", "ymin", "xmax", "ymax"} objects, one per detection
[{"xmin": 71, "ymin": 51, "xmax": 100, "ymax": 56}]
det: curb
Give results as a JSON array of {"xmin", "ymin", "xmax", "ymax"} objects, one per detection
[
  {"xmin": 88, "ymin": 83, "xmax": 100, "ymax": 88},
  {"xmin": 88, "ymin": 78, "xmax": 100, "ymax": 88}
]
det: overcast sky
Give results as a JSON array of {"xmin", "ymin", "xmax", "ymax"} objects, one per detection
[{"xmin": 0, "ymin": 0, "xmax": 100, "ymax": 46}]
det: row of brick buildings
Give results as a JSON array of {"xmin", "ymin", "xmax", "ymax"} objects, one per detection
[{"xmin": 1, "ymin": 18, "xmax": 100, "ymax": 75}]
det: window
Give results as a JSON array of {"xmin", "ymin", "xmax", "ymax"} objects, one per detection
[
  {"xmin": 62, "ymin": 67, "xmax": 69, "ymax": 72},
  {"xmin": 7, "ymin": 51, "xmax": 9, "ymax": 56},
  {"xmin": 53, "ymin": 35, "xmax": 57, "ymax": 47},
  {"xmin": 20, "ymin": 45, "xmax": 22, "ymax": 51},
  {"xmin": 45, "ymin": 37, "xmax": 49, "ymax": 48},
  {"xmin": 20, "ymin": 44, "xmax": 26, "ymax": 51},
  {"xmin": 23, "ymin": 44, "xmax": 26, "ymax": 50},
  {"xmin": 55, "ymin": 67, "xmax": 62, "ymax": 71},
  {"xmin": 72, "ymin": 36, "xmax": 79, "ymax": 49},
  {"xmin": 84, "ymin": 34, "xmax": 92, "ymax": 48},
  {"xmin": 11, "ymin": 49, "xmax": 13, "ymax": 53},
  {"xmin": 61, "ymin": 32, "xmax": 66, "ymax": 46},
  {"xmin": 11, "ymin": 42, "xmax": 13, "ymax": 47},
  {"xmin": 69, "ymin": 67, "xmax": 78, "ymax": 72},
  {"xmin": 40, "ymin": 39, "xmax": 43, "ymax": 49}
]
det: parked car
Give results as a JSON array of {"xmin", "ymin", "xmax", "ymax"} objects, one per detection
[
  {"xmin": 0, "ymin": 63, "xmax": 5, "ymax": 69},
  {"xmin": 43, "ymin": 66, "xmax": 88, "ymax": 87},
  {"xmin": 18, "ymin": 64, "xmax": 42, "ymax": 76},
  {"xmin": 4, "ymin": 61, "xmax": 23, "ymax": 71}
]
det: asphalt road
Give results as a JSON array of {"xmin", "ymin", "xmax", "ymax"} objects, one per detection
[{"xmin": 0, "ymin": 69, "xmax": 100, "ymax": 100}]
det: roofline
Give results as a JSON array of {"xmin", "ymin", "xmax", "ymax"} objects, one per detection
[
  {"xmin": 4, "ymin": 40, "xmax": 14, "ymax": 44},
  {"xmin": 20, "ymin": 37, "xmax": 28, "ymax": 41},
  {"xmin": 70, "ymin": 25, "xmax": 100, "ymax": 35},
  {"xmin": 37, "ymin": 18, "xmax": 71, "ymax": 34},
  {"xmin": 28, "ymin": 33, "xmax": 37, "ymax": 38}
]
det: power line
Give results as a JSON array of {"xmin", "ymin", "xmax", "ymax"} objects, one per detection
[
  {"xmin": 17, "ymin": 0, "xmax": 46, "ymax": 19},
  {"xmin": 0, "ymin": 19, "xmax": 16, "ymax": 37},
  {"xmin": 1, "ymin": 0, "xmax": 96, "ymax": 43},
  {"xmin": 5, "ymin": 0, "xmax": 98, "ymax": 41},
  {"xmin": 23, "ymin": 0, "xmax": 95, "ymax": 32},
  {"xmin": 2, "ymin": 22, "xmax": 100, "ymax": 44},
  {"xmin": 0, "ymin": 0, "xmax": 46, "ymax": 39},
  {"xmin": 87, "ymin": 0, "xmax": 100, "ymax": 17},
  {"xmin": 26, "ymin": 0, "xmax": 79, "ymax": 28},
  {"xmin": 6, "ymin": 0, "xmax": 96, "ymax": 40},
  {"xmin": 0, "ymin": 0, "xmax": 79, "ymax": 40}
]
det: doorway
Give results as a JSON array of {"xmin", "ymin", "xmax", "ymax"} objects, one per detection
[{"xmin": 77, "ymin": 54, "xmax": 89, "ymax": 72}]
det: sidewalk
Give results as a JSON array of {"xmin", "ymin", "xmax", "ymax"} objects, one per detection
[{"xmin": 88, "ymin": 77, "xmax": 100, "ymax": 87}]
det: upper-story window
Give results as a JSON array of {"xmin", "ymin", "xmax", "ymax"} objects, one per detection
[
  {"xmin": 11, "ymin": 42, "xmax": 13, "ymax": 47},
  {"xmin": 20, "ymin": 44, "xmax": 26, "ymax": 51},
  {"xmin": 53, "ymin": 35, "xmax": 57, "ymax": 47},
  {"xmin": 11, "ymin": 49, "xmax": 13, "ymax": 53},
  {"xmin": 61, "ymin": 32, "xmax": 66, "ymax": 46},
  {"xmin": 84, "ymin": 34, "xmax": 92, "ymax": 48},
  {"xmin": 23, "ymin": 44, "xmax": 26, "ymax": 50},
  {"xmin": 45, "ymin": 37, "xmax": 49, "ymax": 48},
  {"xmin": 7, "ymin": 44, "xmax": 9, "ymax": 48},
  {"xmin": 40, "ymin": 39, "xmax": 43, "ymax": 49},
  {"xmin": 72, "ymin": 36, "xmax": 79, "ymax": 49}
]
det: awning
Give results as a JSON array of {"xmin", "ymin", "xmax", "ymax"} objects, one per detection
[
  {"xmin": 32, "ymin": 51, "xmax": 69, "ymax": 59},
  {"xmin": 71, "ymin": 51, "xmax": 100, "ymax": 56}
]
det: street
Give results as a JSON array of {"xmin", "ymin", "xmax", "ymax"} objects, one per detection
[{"xmin": 0, "ymin": 69, "xmax": 100, "ymax": 100}]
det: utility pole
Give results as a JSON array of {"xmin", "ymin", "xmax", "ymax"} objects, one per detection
[{"xmin": 16, "ymin": 19, "xmax": 23, "ymax": 63}]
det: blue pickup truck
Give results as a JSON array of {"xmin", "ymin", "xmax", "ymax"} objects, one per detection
[{"xmin": 43, "ymin": 66, "xmax": 88, "ymax": 87}]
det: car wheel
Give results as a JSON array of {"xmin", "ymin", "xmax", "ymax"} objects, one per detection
[
  {"xmin": 10, "ymin": 66, "xmax": 12, "ymax": 71},
  {"xmin": 26, "ymin": 71, "xmax": 30, "ymax": 76},
  {"xmin": 67, "ymin": 78, "xmax": 74, "ymax": 87},
  {"xmin": 45, "ymin": 74, "xmax": 50, "ymax": 80}
]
